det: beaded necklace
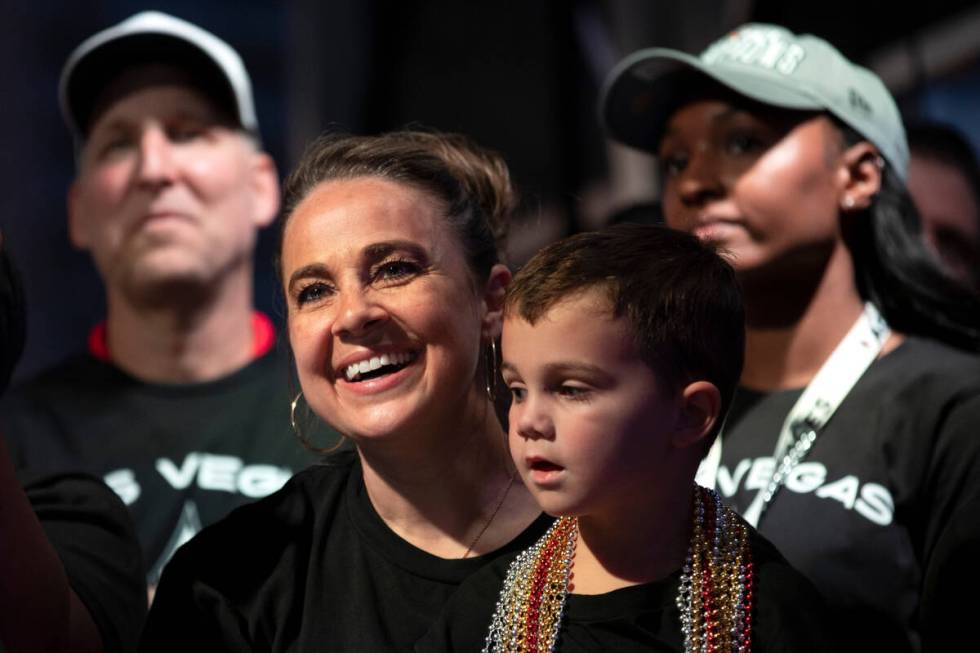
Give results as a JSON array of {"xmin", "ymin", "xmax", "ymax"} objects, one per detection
[{"xmin": 483, "ymin": 485, "xmax": 754, "ymax": 653}]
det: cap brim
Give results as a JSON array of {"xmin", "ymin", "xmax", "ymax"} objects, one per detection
[
  {"xmin": 61, "ymin": 33, "xmax": 239, "ymax": 139},
  {"xmin": 600, "ymin": 48, "xmax": 826, "ymax": 154}
]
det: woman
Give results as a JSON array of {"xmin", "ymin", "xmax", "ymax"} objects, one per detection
[
  {"xmin": 141, "ymin": 131, "xmax": 546, "ymax": 651},
  {"xmin": 602, "ymin": 23, "xmax": 980, "ymax": 653}
]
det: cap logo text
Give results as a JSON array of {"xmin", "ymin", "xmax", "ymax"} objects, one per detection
[{"xmin": 703, "ymin": 27, "xmax": 805, "ymax": 75}]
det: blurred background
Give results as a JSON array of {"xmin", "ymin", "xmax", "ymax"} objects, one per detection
[{"xmin": 1, "ymin": 0, "xmax": 978, "ymax": 381}]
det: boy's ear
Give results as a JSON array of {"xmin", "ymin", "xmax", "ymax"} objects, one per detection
[
  {"xmin": 480, "ymin": 263, "xmax": 513, "ymax": 341},
  {"xmin": 672, "ymin": 381, "xmax": 721, "ymax": 450}
]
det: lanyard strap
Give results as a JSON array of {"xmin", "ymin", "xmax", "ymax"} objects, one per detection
[{"xmin": 696, "ymin": 303, "xmax": 891, "ymax": 527}]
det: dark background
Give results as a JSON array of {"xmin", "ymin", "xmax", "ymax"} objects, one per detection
[{"xmin": 1, "ymin": 0, "xmax": 978, "ymax": 382}]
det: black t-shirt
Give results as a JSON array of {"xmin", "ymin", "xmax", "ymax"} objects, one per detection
[
  {"xmin": 14, "ymin": 469, "xmax": 146, "ymax": 653},
  {"xmin": 141, "ymin": 451, "xmax": 553, "ymax": 652},
  {"xmin": 714, "ymin": 337, "xmax": 980, "ymax": 652},
  {"xmin": 416, "ymin": 526, "xmax": 836, "ymax": 652},
  {"xmin": 1, "ymin": 348, "xmax": 325, "ymax": 586}
]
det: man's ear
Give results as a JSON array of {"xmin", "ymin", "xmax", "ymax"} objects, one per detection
[
  {"xmin": 837, "ymin": 141, "xmax": 883, "ymax": 213},
  {"xmin": 67, "ymin": 181, "xmax": 90, "ymax": 250},
  {"xmin": 481, "ymin": 263, "xmax": 512, "ymax": 341},
  {"xmin": 249, "ymin": 150, "xmax": 280, "ymax": 229},
  {"xmin": 671, "ymin": 381, "xmax": 721, "ymax": 450}
]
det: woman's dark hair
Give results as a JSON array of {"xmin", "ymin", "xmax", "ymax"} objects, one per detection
[
  {"xmin": 279, "ymin": 129, "xmax": 517, "ymax": 283},
  {"xmin": 838, "ymin": 125, "xmax": 980, "ymax": 350}
]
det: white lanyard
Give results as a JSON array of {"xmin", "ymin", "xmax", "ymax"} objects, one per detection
[{"xmin": 696, "ymin": 303, "xmax": 891, "ymax": 527}]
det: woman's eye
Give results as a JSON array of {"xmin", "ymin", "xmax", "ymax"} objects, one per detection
[
  {"xmin": 509, "ymin": 386, "xmax": 527, "ymax": 403},
  {"xmin": 296, "ymin": 282, "xmax": 331, "ymax": 306},
  {"xmin": 374, "ymin": 260, "xmax": 420, "ymax": 282},
  {"xmin": 659, "ymin": 152, "xmax": 688, "ymax": 177},
  {"xmin": 726, "ymin": 133, "xmax": 764, "ymax": 156}
]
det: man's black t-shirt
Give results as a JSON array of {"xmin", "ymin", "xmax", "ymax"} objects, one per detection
[
  {"xmin": 14, "ymin": 470, "xmax": 146, "ymax": 653},
  {"xmin": 416, "ymin": 526, "xmax": 836, "ymax": 652},
  {"xmin": 1, "ymin": 348, "xmax": 324, "ymax": 587},
  {"xmin": 713, "ymin": 337, "xmax": 980, "ymax": 652},
  {"xmin": 141, "ymin": 451, "xmax": 552, "ymax": 652}
]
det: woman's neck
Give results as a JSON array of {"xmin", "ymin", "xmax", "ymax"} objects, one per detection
[
  {"xmin": 356, "ymin": 393, "xmax": 540, "ymax": 559},
  {"xmin": 740, "ymin": 244, "xmax": 865, "ymax": 391}
]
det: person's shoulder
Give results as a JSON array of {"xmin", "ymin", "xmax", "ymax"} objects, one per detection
[
  {"xmin": 747, "ymin": 527, "xmax": 840, "ymax": 652},
  {"xmin": 858, "ymin": 336, "xmax": 980, "ymax": 414},
  {"xmin": 172, "ymin": 450, "xmax": 357, "ymax": 559},
  {"xmin": 5, "ymin": 353, "xmax": 118, "ymax": 398},
  {"xmin": 881, "ymin": 336, "xmax": 980, "ymax": 384},
  {"xmin": 24, "ymin": 472, "xmax": 147, "ymax": 653},
  {"xmin": 415, "ymin": 550, "xmax": 516, "ymax": 653},
  {"xmin": 147, "ymin": 451, "xmax": 358, "ymax": 645}
]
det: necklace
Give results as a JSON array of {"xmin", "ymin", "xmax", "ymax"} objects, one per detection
[
  {"xmin": 483, "ymin": 485, "xmax": 754, "ymax": 653},
  {"xmin": 463, "ymin": 469, "xmax": 518, "ymax": 558}
]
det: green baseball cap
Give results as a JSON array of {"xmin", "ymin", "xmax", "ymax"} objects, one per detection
[{"xmin": 600, "ymin": 23, "xmax": 909, "ymax": 181}]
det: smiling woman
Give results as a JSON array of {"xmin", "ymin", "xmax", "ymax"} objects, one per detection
[{"xmin": 141, "ymin": 130, "xmax": 548, "ymax": 652}]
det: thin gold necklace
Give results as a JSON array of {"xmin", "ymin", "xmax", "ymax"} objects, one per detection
[{"xmin": 462, "ymin": 469, "xmax": 518, "ymax": 558}]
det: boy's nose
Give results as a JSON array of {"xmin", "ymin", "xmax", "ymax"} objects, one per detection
[{"xmin": 513, "ymin": 399, "xmax": 554, "ymax": 441}]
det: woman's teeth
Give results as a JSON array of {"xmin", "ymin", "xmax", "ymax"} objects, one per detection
[{"xmin": 345, "ymin": 352, "xmax": 414, "ymax": 381}]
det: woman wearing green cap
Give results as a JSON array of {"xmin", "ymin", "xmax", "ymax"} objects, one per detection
[{"xmin": 602, "ymin": 23, "xmax": 980, "ymax": 653}]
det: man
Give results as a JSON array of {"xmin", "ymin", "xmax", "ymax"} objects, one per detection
[{"xmin": 1, "ymin": 11, "xmax": 324, "ymax": 596}]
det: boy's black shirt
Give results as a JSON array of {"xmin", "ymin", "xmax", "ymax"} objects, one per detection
[{"xmin": 416, "ymin": 525, "xmax": 837, "ymax": 652}]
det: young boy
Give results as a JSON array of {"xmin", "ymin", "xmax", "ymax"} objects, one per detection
[{"xmin": 416, "ymin": 224, "xmax": 835, "ymax": 652}]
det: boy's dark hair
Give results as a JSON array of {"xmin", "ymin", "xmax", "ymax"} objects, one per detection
[{"xmin": 505, "ymin": 223, "xmax": 745, "ymax": 440}]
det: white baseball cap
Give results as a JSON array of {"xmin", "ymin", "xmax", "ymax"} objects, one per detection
[
  {"xmin": 601, "ymin": 24, "xmax": 909, "ymax": 180},
  {"xmin": 60, "ymin": 11, "xmax": 260, "ymax": 143}
]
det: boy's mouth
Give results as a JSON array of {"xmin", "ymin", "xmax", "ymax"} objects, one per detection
[
  {"xmin": 529, "ymin": 459, "xmax": 563, "ymax": 473},
  {"xmin": 527, "ymin": 457, "xmax": 565, "ymax": 485}
]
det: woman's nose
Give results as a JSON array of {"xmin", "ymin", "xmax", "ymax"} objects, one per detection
[
  {"xmin": 330, "ymin": 289, "xmax": 388, "ymax": 338},
  {"xmin": 676, "ymin": 148, "xmax": 726, "ymax": 208}
]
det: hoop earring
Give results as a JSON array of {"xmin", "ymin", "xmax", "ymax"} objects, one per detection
[
  {"xmin": 290, "ymin": 391, "xmax": 308, "ymax": 443},
  {"xmin": 485, "ymin": 339, "xmax": 499, "ymax": 401},
  {"xmin": 290, "ymin": 391, "xmax": 348, "ymax": 454}
]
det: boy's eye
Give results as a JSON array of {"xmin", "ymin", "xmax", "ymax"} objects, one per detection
[
  {"xmin": 557, "ymin": 384, "xmax": 591, "ymax": 401},
  {"xmin": 296, "ymin": 282, "xmax": 332, "ymax": 306}
]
